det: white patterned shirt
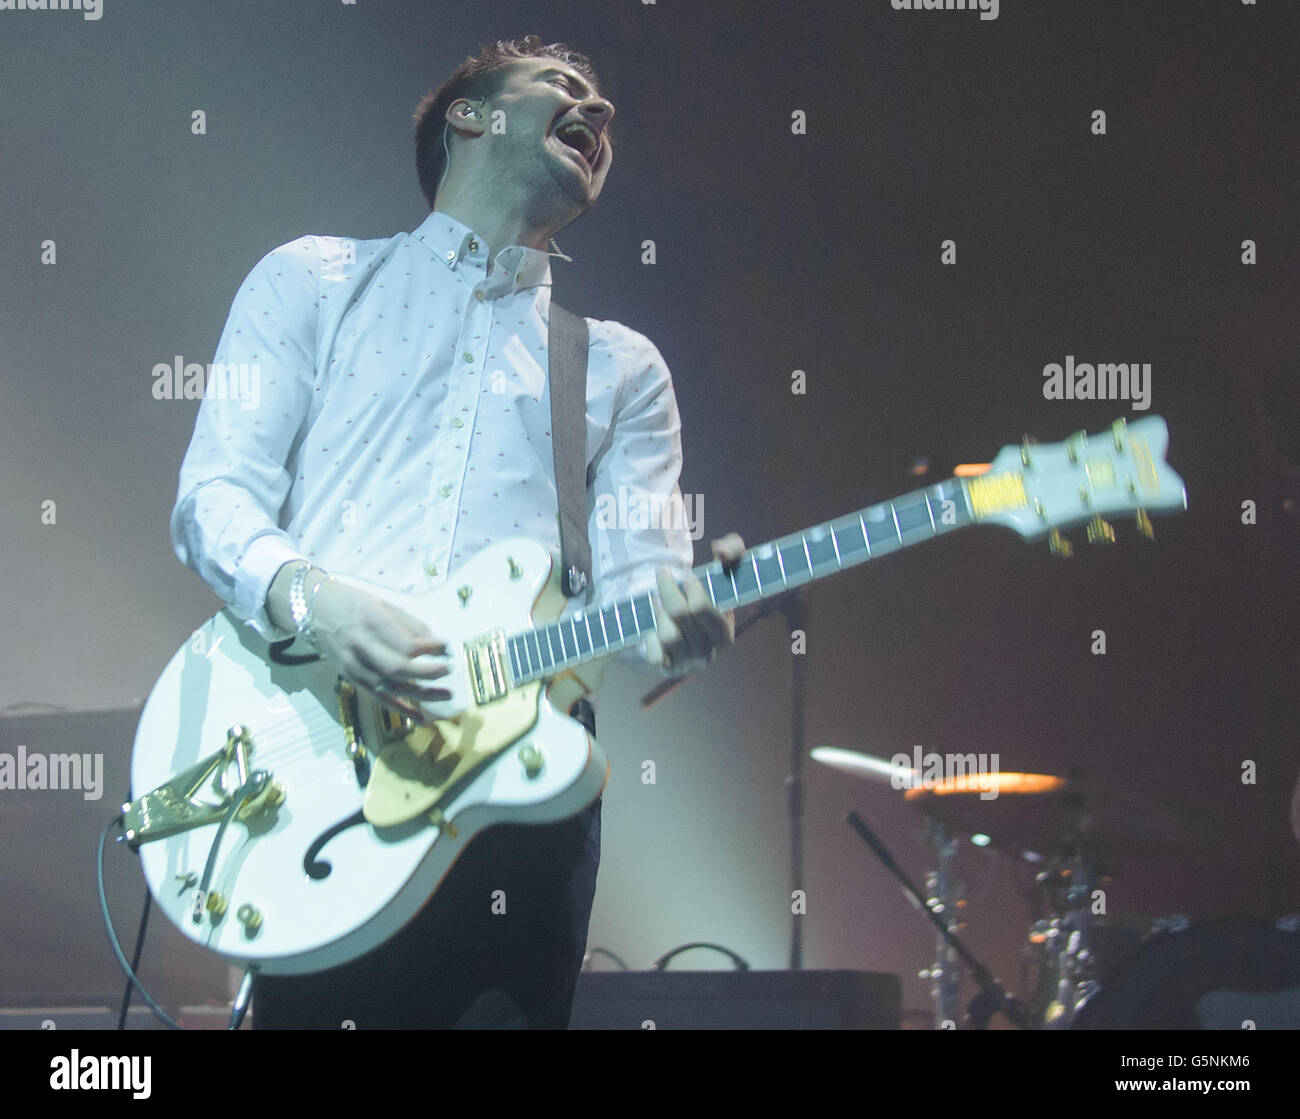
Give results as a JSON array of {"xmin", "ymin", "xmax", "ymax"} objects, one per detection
[{"xmin": 170, "ymin": 211, "xmax": 695, "ymax": 656}]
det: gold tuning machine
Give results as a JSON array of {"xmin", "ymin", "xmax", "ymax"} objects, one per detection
[
  {"xmin": 1135, "ymin": 509, "xmax": 1154, "ymax": 540},
  {"xmin": 1048, "ymin": 530, "xmax": 1074, "ymax": 558},
  {"xmin": 1086, "ymin": 516, "xmax": 1116, "ymax": 545}
]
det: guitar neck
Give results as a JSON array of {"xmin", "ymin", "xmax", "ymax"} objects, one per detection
[{"xmin": 504, "ymin": 476, "xmax": 975, "ymax": 686}]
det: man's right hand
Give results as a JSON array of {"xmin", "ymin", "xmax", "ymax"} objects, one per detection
[
  {"xmin": 309, "ymin": 580, "xmax": 452, "ymax": 724},
  {"xmin": 266, "ymin": 561, "xmax": 452, "ymax": 722}
]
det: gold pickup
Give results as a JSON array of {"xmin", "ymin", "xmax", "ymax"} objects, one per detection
[{"xmin": 464, "ymin": 629, "xmax": 511, "ymax": 705}]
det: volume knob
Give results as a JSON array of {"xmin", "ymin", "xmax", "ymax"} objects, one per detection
[
  {"xmin": 519, "ymin": 743, "xmax": 544, "ymax": 778},
  {"xmin": 236, "ymin": 903, "xmax": 262, "ymax": 934}
]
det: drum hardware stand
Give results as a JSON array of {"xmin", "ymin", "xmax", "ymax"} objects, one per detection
[
  {"xmin": 916, "ymin": 818, "xmax": 962, "ymax": 1027},
  {"xmin": 1028, "ymin": 782, "xmax": 1114, "ymax": 1027},
  {"xmin": 846, "ymin": 811, "xmax": 1035, "ymax": 1029},
  {"xmin": 1030, "ymin": 852, "xmax": 1105, "ymax": 1028}
]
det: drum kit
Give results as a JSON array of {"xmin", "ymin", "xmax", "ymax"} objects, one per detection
[{"xmin": 813, "ymin": 746, "xmax": 1300, "ymax": 1029}]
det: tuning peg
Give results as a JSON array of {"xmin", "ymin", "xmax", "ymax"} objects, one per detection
[
  {"xmin": 1021, "ymin": 436, "xmax": 1037, "ymax": 467},
  {"xmin": 1135, "ymin": 509, "xmax": 1154, "ymax": 540},
  {"xmin": 1049, "ymin": 530, "xmax": 1074, "ymax": 557},
  {"xmin": 1086, "ymin": 516, "xmax": 1115, "ymax": 545}
]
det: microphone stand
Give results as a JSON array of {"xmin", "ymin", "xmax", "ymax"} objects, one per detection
[
  {"xmin": 846, "ymin": 811, "xmax": 1035, "ymax": 1030},
  {"xmin": 785, "ymin": 593, "xmax": 807, "ymax": 970}
]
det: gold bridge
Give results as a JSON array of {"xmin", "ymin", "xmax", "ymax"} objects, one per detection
[
  {"xmin": 465, "ymin": 629, "xmax": 511, "ymax": 705},
  {"xmin": 122, "ymin": 725, "xmax": 284, "ymax": 846},
  {"xmin": 363, "ymin": 662, "xmax": 544, "ymax": 829}
]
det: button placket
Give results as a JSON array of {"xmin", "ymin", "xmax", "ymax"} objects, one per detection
[{"xmin": 422, "ymin": 289, "xmax": 494, "ymax": 578}]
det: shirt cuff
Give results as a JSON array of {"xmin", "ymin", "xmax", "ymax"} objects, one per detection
[{"xmin": 238, "ymin": 532, "xmax": 308, "ymax": 641}]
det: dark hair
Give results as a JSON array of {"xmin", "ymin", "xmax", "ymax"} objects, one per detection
[{"xmin": 413, "ymin": 36, "xmax": 604, "ymax": 209}]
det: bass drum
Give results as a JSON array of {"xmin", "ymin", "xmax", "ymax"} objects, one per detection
[{"xmin": 1072, "ymin": 916, "xmax": 1300, "ymax": 1029}]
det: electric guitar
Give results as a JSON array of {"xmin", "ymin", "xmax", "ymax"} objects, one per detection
[{"xmin": 125, "ymin": 415, "xmax": 1187, "ymax": 975}]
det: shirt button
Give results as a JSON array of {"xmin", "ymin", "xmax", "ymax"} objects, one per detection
[
  {"xmin": 451, "ymin": 417, "xmax": 464, "ymax": 428},
  {"xmin": 469, "ymin": 239, "xmax": 479, "ymax": 252},
  {"xmin": 474, "ymin": 290, "xmax": 484, "ymax": 302},
  {"xmin": 445, "ymin": 250, "xmax": 455, "ymax": 262},
  {"xmin": 463, "ymin": 352, "xmax": 475, "ymax": 363},
  {"xmin": 439, "ymin": 485, "xmax": 452, "ymax": 498},
  {"xmin": 424, "ymin": 563, "xmax": 438, "ymax": 577}
]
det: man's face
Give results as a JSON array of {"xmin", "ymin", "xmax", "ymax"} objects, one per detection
[{"xmin": 475, "ymin": 56, "xmax": 616, "ymax": 211}]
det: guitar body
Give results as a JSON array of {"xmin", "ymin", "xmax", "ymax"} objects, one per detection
[{"xmin": 129, "ymin": 538, "xmax": 608, "ymax": 975}]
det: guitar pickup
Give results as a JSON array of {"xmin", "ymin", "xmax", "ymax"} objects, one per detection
[{"xmin": 465, "ymin": 629, "xmax": 510, "ymax": 705}]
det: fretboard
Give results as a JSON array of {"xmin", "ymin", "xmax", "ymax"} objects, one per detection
[{"xmin": 505, "ymin": 477, "xmax": 974, "ymax": 686}]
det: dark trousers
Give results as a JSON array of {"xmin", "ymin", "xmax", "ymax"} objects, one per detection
[{"xmin": 253, "ymin": 705, "xmax": 602, "ymax": 1029}]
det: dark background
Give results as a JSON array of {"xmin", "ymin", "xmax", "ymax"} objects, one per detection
[{"xmin": 1, "ymin": 0, "xmax": 1296, "ymax": 1025}]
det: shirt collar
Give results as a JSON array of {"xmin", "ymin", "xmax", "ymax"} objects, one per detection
[{"xmin": 411, "ymin": 210, "xmax": 552, "ymax": 297}]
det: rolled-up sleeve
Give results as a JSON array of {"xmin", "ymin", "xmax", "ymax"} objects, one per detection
[{"xmin": 169, "ymin": 237, "xmax": 320, "ymax": 639}]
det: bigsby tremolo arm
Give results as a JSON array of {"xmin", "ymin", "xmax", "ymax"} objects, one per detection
[{"xmin": 122, "ymin": 724, "xmax": 285, "ymax": 847}]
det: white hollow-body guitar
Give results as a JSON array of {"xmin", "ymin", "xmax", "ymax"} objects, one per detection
[{"xmin": 126, "ymin": 416, "xmax": 1187, "ymax": 975}]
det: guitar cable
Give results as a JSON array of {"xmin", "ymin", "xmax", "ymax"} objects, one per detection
[
  {"xmin": 100, "ymin": 773, "xmax": 270, "ymax": 1031},
  {"xmin": 114, "ymin": 884, "xmax": 151, "ymax": 1031},
  {"xmin": 96, "ymin": 814, "xmax": 181, "ymax": 1030}
]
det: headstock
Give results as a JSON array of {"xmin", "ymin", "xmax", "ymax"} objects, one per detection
[{"xmin": 964, "ymin": 416, "xmax": 1187, "ymax": 551}]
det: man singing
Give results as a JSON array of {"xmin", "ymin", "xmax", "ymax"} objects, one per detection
[{"xmin": 170, "ymin": 36, "xmax": 741, "ymax": 1028}]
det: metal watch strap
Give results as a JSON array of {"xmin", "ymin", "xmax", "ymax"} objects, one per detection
[
  {"xmin": 288, "ymin": 563, "xmax": 312, "ymax": 626},
  {"xmin": 301, "ymin": 574, "xmax": 333, "ymax": 650},
  {"xmin": 288, "ymin": 562, "xmax": 322, "ymax": 648}
]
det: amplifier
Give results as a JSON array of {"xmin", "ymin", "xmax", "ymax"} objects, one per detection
[
  {"xmin": 570, "ymin": 969, "xmax": 900, "ymax": 1029},
  {"xmin": 0, "ymin": 707, "xmax": 229, "ymax": 1010}
]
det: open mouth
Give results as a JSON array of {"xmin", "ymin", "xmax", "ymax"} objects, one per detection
[{"xmin": 554, "ymin": 120, "xmax": 600, "ymax": 171}]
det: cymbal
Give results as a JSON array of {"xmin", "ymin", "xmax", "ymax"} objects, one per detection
[
  {"xmin": 812, "ymin": 747, "xmax": 1213, "ymax": 860},
  {"xmin": 811, "ymin": 746, "xmax": 1062, "ymax": 797},
  {"xmin": 906, "ymin": 772, "xmax": 1066, "ymax": 797},
  {"xmin": 810, "ymin": 746, "xmax": 919, "ymax": 785},
  {"xmin": 903, "ymin": 775, "xmax": 1203, "ymax": 860}
]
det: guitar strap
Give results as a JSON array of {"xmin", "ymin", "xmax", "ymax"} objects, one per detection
[{"xmin": 546, "ymin": 301, "xmax": 592, "ymax": 601}]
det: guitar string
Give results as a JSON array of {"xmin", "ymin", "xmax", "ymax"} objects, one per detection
[
  {"xmin": 170, "ymin": 599, "xmax": 662, "ymax": 783},
  {"xmin": 157, "ymin": 561, "xmax": 753, "ymax": 786},
  {"xmin": 161, "ymin": 687, "xmax": 460, "ymax": 783},
  {"xmin": 164, "ymin": 705, "xmax": 352, "ymax": 783},
  {"xmin": 188, "ymin": 619, "xmax": 597, "ymax": 766},
  {"xmin": 170, "ymin": 551, "xmax": 849, "ymax": 792}
]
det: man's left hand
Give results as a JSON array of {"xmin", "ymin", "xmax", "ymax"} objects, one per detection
[{"xmin": 644, "ymin": 533, "xmax": 745, "ymax": 675}]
